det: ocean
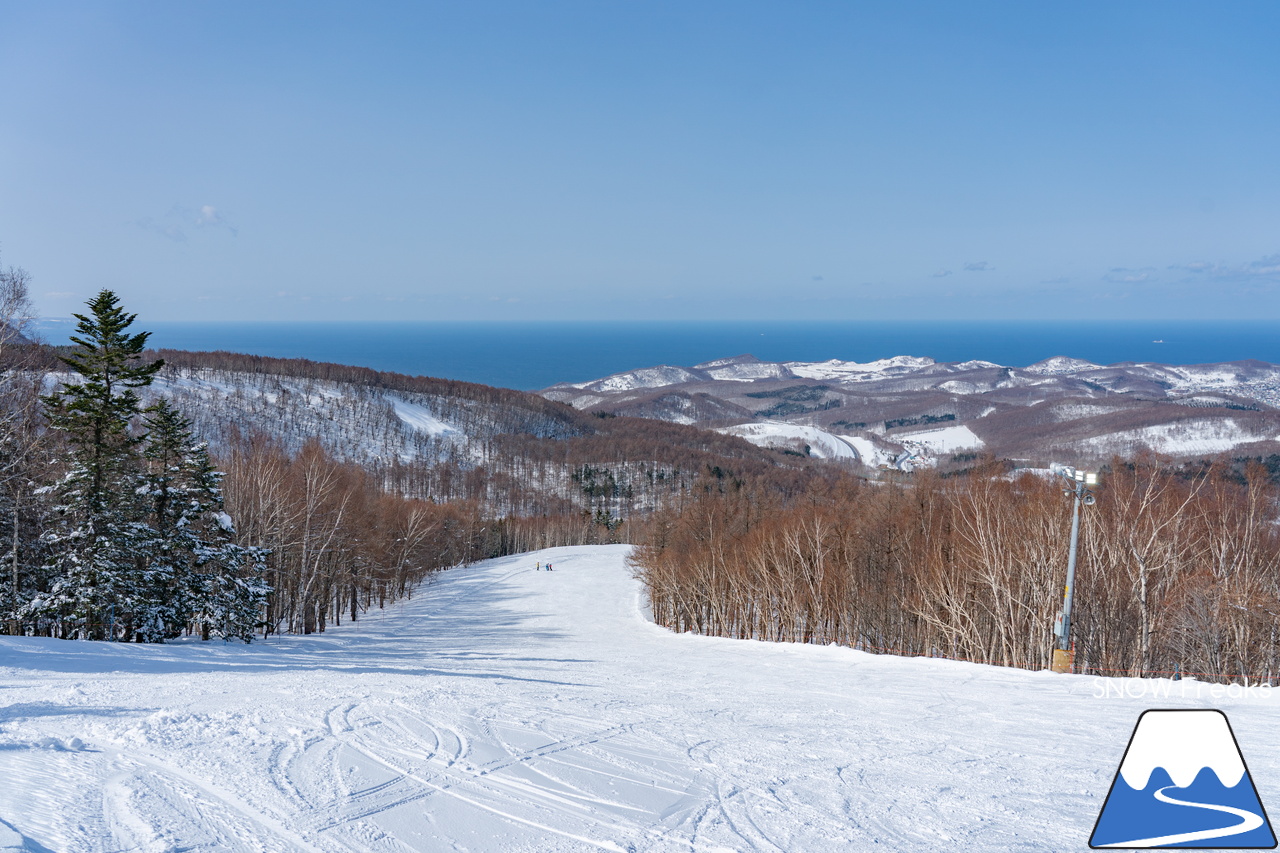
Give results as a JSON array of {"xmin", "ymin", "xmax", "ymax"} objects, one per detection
[{"xmin": 34, "ymin": 320, "xmax": 1280, "ymax": 391}]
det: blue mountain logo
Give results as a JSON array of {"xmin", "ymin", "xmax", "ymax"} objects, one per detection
[{"xmin": 1091, "ymin": 709, "xmax": 1276, "ymax": 848}]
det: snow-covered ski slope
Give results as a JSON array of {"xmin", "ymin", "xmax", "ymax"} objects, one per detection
[{"xmin": 2, "ymin": 545, "xmax": 1277, "ymax": 852}]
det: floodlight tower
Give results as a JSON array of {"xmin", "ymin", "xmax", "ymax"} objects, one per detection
[{"xmin": 1048, "ymin": 463, "xmax": 1098, "ymax": 674}]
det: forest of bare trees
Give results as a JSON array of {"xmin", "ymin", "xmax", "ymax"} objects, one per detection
[
  {"xmin": 119, "ymin": 350, "xmax": 811, "ymax": 529},
  {"xmin": 0, "ymin": 276, "xmax": 708, "ymax": 639},
  {"xmin": 215, "ymin": 429, "xmax": 636, "ymax": 635},
  {"xmin": 8, "ymin": 263, "xmax": 1280, "ymax": 676},
  {"xmin": 631, "ymin": 457, "xmax": 1280, "ymax": 684}
]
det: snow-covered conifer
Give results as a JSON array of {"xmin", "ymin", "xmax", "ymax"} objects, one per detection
[
  {"xmin": 29, "ymin": 291, "xmax": 163, "ymax": 639},
  {"xmin": 141, "ymin": 399, "xmax": 269, "ymax": 642}
]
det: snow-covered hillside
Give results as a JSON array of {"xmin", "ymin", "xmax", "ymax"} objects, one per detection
[
  {"xmin": 715, "ymin": 422, "xmax": 859, "ymax": 460},
  {"xmin": 570, "ymin": 366, "xmax": 703, "ymax": 393},
  {"xmin": 146, "ymin": 368, "xmax": 483, "ymax": 465},
  {"xmin": 715, "ymin": 421, "xmax": 988, "ymax": 468},
  {"xmin": 2, "ymin": 546, "xmax": 1277, "ymax": 852},
  {"xmin": 1076, "ymin": 417, "xmax": 1277, "ymax": 457},
  {"xmin": 784, "ymin": 355, "xmax": 936, "ymax": 382},
  {"xmin": 897, "ymin": 423, "xmax": 985, "ymax": 454}
]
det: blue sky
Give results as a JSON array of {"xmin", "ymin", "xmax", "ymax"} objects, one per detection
[{"xmin": 2, "ymin": 1, "xmax": 1278, "ymax": 322}]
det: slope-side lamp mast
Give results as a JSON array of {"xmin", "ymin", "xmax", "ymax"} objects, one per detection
[{"xmin": 1048, "ymin": 463, "xmax": 1098, "ymax": 674}]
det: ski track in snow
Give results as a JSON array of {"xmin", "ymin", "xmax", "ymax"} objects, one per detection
[{"xmin": 1, "ymin": 544, "xmax": 1278, "ymax": 852}]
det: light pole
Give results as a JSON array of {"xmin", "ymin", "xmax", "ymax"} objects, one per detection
[{"xmin": 1049, "ymin": 463, "xmax": 1098, "ymax": 674}]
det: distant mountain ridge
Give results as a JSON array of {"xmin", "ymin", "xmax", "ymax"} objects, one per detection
[
  {"xmin": 548, "ymin": 353, "xmax": 1280, "ymax": 403},
  {"xmin": 540, "ymin": 354, "xmax": 1280, "ymax": 468}
]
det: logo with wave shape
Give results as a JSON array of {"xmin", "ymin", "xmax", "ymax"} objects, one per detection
[{"xmin": 1091, "ymin": 709, "xmax": 1276, "ymax": 848}]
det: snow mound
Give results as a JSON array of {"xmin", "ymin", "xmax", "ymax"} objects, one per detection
[{"xmin": 33, "ymin": 737, "xmax": 85, "ymax": 752}]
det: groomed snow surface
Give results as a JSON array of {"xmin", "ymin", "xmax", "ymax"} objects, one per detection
[
  {"xmin": 2, "ymin": 546, "xmax": 1278, "ymax": 852},
  {"xmin": 714, "ymin": 423, "xmax": 859, "ymax": 460},
  {"xmin": 895, "ymin": 424, "xmax": 985, "ymax": 454}
]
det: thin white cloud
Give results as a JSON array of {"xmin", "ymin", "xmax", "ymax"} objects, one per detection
[
  {"xmin": 1105, "ymin": 267, "xmax": 1152, "ymax": 284},
  {"xmin": 1242, "ymin": 254, "xmax": 1280, "ymax": 277},
  {"xmin": 135, "ymin": 204, "xmax": 238, "ymax": 242},
  {"xmin": 194, "ymin": 204, "xmax": 238, "ymax": 235},
  {"xmin": 1169, "ymin": 253, "xmax": 1280, "ymax": 279},
  {"xmin": 932, "ymin": 269, "xmax": 952, "ymax": 278},
  {"xmin": 963, "ymin": 261, "xmax": 992, "ymax": 272}
]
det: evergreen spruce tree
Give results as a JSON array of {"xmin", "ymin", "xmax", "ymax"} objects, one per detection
[
  {"xmin": 30, "ymin": 290, "xmax": 163, "ymax": 639},
  {"xmin": 141, "ymin": 399, "xmax": 269, "ymax": 642},
  {"xmin": 136, "ymin": 399, "xmax": 191, "ymax": 640}
]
